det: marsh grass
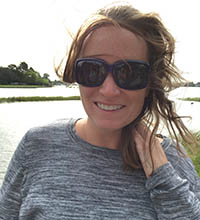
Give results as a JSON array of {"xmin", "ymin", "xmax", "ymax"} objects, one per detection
[
  {"xmin": 0, "ymin": 85, "xmax": 50, "ymax": 88},
  {"xmin": 179, "ymin": 97, "xmax": 200, "ymax": 102},
  {"xmin": 179, "ymin": 131, "xmax": 200, "ymax": 176},
  {"xmin": 178, "ymin": 97, "xmax": 200, "ymax": 176},
  {"xmin": 0, "ymin": 96, "xmax": 80, "ymax": 103}
]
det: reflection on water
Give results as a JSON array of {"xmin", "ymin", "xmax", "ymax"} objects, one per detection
[
  {"xmin": 168, "ymin": 87, "xmax": 200, "ymax": 133},
  {"xmin": 169, "ymin": 86, "xmax": 200, "ymax": 99},
  {"xmin": 0, "ymin": 86, "xmax": 80, "ymax": 98}
]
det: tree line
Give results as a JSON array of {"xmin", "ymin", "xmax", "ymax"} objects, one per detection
[{"xmin": 0, "ymin": 62, "xmax": 53, "ymax": 86}]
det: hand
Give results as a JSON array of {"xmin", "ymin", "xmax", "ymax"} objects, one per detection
[{"xmin": 134, "ymin": 122, "xmax": 168, "ymax": 178}]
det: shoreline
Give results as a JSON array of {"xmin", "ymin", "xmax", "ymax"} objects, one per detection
[
  {"xmin": 0, "ymin": 96, "xmax": 80, "ymax": 103},
  {"xmin": 0, "ymin": 85, "xmax": 53, "ymax": 88},
  {"xmin": 179, "ymin": 97, "xmax": 200, "ymax": 102}
]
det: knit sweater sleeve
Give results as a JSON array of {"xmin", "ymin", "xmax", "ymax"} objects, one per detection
[
  {"xmin": 146, "ymin": 144, "xmax": 200, "ymax": 219},
  {"xmin": 0, "ymin": 134, "xmax": 26, "ymax": 219}
]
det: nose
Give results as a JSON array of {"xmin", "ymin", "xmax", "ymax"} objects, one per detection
[{"xmin": 99, "ymin": 73, "xmax": 121, "ymax": 97}]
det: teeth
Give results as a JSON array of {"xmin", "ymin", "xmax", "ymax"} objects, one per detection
[{"xmin": 97, "ymin": 103, "xmax": 123, "ymax": 111}]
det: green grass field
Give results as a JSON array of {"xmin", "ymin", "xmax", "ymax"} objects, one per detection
[
  {"xmin": 179, "ymin": 131, "xmax": 200, "ymax": 176},
  {"xmin": 179, "ymin": 97, "xmax": 200, "ymax": 102},
  {"xmin": 0, "ymin": 96, "xmax": 80, "ymax": 103},
  {"xmin": 179, "ymin": 98, "xmax": 200, "ymax": 175},
  {"xmin": 0, "ymin": 85, "xmax": 51, "ymax": 88}
]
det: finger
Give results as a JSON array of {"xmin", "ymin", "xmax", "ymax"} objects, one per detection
[
  {"xmin": 134, "ymin": 129, "xmax": 151, "ymax": 162},
  {"xmin": 135, "ymin": 123, "xmax": 152, "ymax": 150},
  {"xmin": 135, "ymin": 129, "xmax": 154, "ymax": 178}
]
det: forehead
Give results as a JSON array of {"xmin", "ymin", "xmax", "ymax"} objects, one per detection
[{"xmin": 81, "ymin": 25, "xmax": 148, "ymax": 62}]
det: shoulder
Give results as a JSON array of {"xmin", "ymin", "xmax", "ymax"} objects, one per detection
[
  {"xmin": 161, "ymin": 136, "xmax": 199, "ymax": 184},
  {"xmin": 161, "ymin": 136, "xmax": 185, "ymax": 160},
  {"xmin": 19, "ymin": 118, "xmax": 77, "ymax": 155},
  {"xmin": 24, "ymin": 118, "xmax": 76, "ymax": 141},
  {"xmin": 14, "ymin": 118, "xmax": 79, "ymax": 167}
]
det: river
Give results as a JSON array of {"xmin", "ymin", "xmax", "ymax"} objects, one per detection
[
  {"xmin": 0, "ymin": 86, "xmax": 200, "ymax": 186},
  {"xmin": 0, "ymin": 86, "xmax": 80, "ymax": 98}
]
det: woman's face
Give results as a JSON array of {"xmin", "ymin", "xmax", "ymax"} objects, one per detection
[{"xmin": 79, "ymin": 25, "xmax": 149, "ymax": 132}]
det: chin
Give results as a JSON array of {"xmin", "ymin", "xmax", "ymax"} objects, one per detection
[{"xmin": 94, "ymin": 119, "xmax": 130, "ymax": 131}]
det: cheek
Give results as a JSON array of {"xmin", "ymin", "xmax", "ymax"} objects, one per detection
[
  {"xmin": 128, "ymin": 89, "xmax": 147, "ymax": 103},
  {"xmin": 79, "ymin": 86, "xmax": 93, "ymax": 99},
  {"xmin": 133, "ymin": 97, "xmax": 145, "ymax": 112},
  {"xmin": 79, "ymin": 86, "xmax": 96, "ymax": 109},
  {"xmin": 128, "ymin": 90, "xmax": 147, "ymax": 112}
]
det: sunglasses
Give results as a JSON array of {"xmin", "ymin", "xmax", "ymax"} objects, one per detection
[{"xmin": 74, "ymin": 58, "xmax": 150, "ymax": 90}]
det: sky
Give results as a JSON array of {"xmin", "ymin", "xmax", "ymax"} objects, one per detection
[{"xmin": 0, "ymin": 0, "xmax": 200, "ymax": 82}]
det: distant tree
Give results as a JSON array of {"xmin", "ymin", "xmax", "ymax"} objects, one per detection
[
  {"xmin": 0, "ymin": 62, "xmax": 52, "ymax": 86},
  {"xmin": 188, "ymin": 82, "xmax": 195, "ymax": 87},
  {"xmin": 8, "ymin": 64, "xmax": 17, "ymax": 71},
  {"xmin": 0, "ymin": 67, "xmax": 13, "ymax": 84},
  {"xmin": 18, "ymin": 62, "xmax": 28, "ymax": 72},
  {"xmin": 23, "ymin": 69, "xmax": 38, "ymax": 84},
  {"xmin": 43, "ymin": 73, "xmax": 50, "ymax": 80},
  {"xmin": 29, "ymin": 67, "xmax": 35, "ymax": 71}
]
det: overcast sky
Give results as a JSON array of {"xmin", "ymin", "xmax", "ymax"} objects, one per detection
[{"xmin": 0, "ymin": 0, "xmax": 200, "ymax": 82}]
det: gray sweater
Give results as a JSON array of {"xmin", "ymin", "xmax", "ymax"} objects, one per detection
[{"xmin": 0, "ymin": 118, "xmax": 200, "ymax": 219}]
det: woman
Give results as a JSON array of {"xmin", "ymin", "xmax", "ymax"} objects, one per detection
[{"xmin": 0, "ymin": 3, "xmax": 200, "ymax": 219}]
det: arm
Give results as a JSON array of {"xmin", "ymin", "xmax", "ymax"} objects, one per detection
[
  {"xmin": 134, "ymin": 123, "xmax": 200, "ymax": 219},
  {"xmin": 146, "ymin": 161, "xmax": 200, "ymax": 219},
  {"xmin": 0, "ymin": 137, "xmax": 25, "ymax": 219}
]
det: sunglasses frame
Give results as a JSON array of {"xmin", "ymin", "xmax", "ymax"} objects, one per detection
[{"xmin": 74, "ymin": 58, "xmax": 150, "ymax": 90}]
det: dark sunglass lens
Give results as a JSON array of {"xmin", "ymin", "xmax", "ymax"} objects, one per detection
[
  {"xmin": 76, "ymin": 60, "xmax": 106, "ymax": 87},
  {"xmin": 114, "ymin": 62, "xmax": 149, "ymax": 90}
]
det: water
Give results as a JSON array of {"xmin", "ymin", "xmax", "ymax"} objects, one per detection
[
  {"xmin": 0, "ymin": 87, "xmax": 85, "ymax": 186},
  {"xmin": 0, "ymin": 86, "xmax": 200, "ymax": 186},
  {"xmin": 169, "ymin": 86, "xmax": 200, "ymax": 100},
  {"xmin": 169, "ymin": 87, "xmax": 200, "ymax": 132},
  {"xmin": 0, "ymin": 86, "xmax": 80, "ymax": 98}
]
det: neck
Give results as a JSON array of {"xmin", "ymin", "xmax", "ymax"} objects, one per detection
[{"xmin": 75, "ymin": 118, "xmax": 121, "ymax": 150}]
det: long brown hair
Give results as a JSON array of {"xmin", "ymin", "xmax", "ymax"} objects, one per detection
[{"xmin": 57, "ymin": 3, "xmax": 196, "ymax": 170}]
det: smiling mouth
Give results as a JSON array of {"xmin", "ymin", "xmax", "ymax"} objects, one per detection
[{"xmin": 95, "ymin": 102, "xmax": 124, "ymax": 111}]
